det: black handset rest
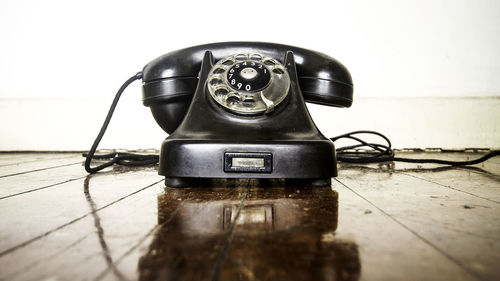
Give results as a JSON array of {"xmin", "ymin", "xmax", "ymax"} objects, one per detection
[{"xmin": 142, "ymin": 42, "xmax": 353, "ymax": 107}]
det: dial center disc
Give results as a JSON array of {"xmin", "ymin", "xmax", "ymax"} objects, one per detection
[
  {"xmin": 227, "ymin": 62, "xmax": 270, "ymax": 92},
  {"xmin": 240, "ymin": 67, "xmax": 258, "ymax": 79}
]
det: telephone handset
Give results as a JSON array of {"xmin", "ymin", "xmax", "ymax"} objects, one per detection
[
  {"xmin": 90, "ymin": 42, "xmax": 353, "ymax": 187},
  {"xmin": 142, "ymin": 42, "xmax": 353, "ymax": 134}
]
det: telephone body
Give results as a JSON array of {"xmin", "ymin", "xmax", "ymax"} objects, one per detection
[{"xmin": 142, "ymin": 42, "xmax": 353, "ymax": 187}]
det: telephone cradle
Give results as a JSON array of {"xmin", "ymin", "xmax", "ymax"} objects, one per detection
[{"xmin": 141, "ymin": 42, "xmax": 353, "ymax": 187}]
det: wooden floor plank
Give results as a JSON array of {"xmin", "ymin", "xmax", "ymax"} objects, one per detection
[
  {"xmin": 0, "ymin": 168, "xmax": 162, "ymax": 256},
  {"xmin": 337, "ymin": 169, "xmax": 500, "ymax": 281},
  {"xmin": 338, "ymin": 152, "xmax": 500, "ymax": 204},
  {"xmin": 0, "ymin": 176, "xmax": 163, "ymax": 281},
  {"xmin": 0, "ymin": 163, "xmax": 85, "ymax": 199},
  {"xmin": 0, "ymin": 154, "xmax": 83, "ymax": 178},
  {"xmin": 0, "ymin": 153, "xmax": 78, "ymax": 167},
  {"xmin": 401, "ymin": 170, "xmax": 500, "ymax": 204}
]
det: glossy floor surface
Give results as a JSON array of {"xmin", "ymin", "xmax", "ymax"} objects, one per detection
[{"xmin": 0, "ymin": 152, "xmax": 499, "ymax": 281}]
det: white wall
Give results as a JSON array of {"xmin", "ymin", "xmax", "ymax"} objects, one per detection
[{"xmin": 0, "ymin": 0, "xmax": 499, "ymax": 150}]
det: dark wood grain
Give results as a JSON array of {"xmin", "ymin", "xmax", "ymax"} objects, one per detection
[{"xmin": 0, "ymin": 152, "xmax": 498, "ymax": 281}]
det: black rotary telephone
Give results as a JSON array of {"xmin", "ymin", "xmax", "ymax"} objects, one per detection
[{"xmin": 86, "ymin": 42, "xmax": 354, "ymax": 187}]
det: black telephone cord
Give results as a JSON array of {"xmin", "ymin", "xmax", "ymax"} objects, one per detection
[
  {"xmin": 84, "ymin": 72, "xmax": 159, "ymax": 174},
  {"xmin": 332, "ymin": 130, "xmax": 500, "ymax": 165},
  {"xmin": 84, "ymin": 73, "xmax": 499, "ymax": 173}
]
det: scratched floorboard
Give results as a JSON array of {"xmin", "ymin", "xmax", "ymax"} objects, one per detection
[
  {"xmin": 0, "ymin": 153, "xmax": 498, "ymax": 281},
  {"xmin": 0, "ymin": 154, "xmax": 83, "ymax": 178}
]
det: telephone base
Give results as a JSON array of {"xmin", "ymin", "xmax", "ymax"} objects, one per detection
[
  {"xmin": 158, "ymin": 139, "xmax": 337, "ymax": 187},
  {"xmin": 165, "ymin": 177, "xmax": 331, "ymax": 188},
  {"xmin": 153, "ymin": 49, "xmax": 344, "ymax": 188}
]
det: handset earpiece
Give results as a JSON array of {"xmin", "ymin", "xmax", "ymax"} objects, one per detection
[{"xmin": 296, "ymin": 57, "xmax": 353, "ymax": 107}]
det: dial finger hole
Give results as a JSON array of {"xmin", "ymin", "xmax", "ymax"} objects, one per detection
[
  {"xmin": 210, "ymin": 78, "xmax": 223, "ymax": 86},
  {"xmin": 213, "ymin": 68, "xmax": 225, "ymax": 74},
  {"xmin": 250, "ymin": 54, "xmax": 262, "ymax": 61},
  {"xmin": 242, "ymin": 98, "xmax": 256, "ymax": 108},
  {"xmin": 272, "ymin": 68, "xmax": 284, "ymax": 74},
  {"xmin": 243, "ymin": 102, "xmax": 255, "ymax": 108},
  {"xmin": 235, "ymin": 54, "xmax": 247, "ymax": 61},
  {"xmin": 263, "ymin": 60, "xmax": 276, "ymax": 66},
  {"xmin": 222, "ymin": 60, "xmax": 234, "ymax": 66},
  {"xmin": 215, "ymin": 87, "xmax": 229, "ymax": 97},
  {"xmin": 226, "ymin": 93, "xmax": 241, "ymax": 105}
]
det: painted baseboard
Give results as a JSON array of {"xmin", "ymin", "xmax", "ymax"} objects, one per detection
[{"xmin": 0, "ymin": 97, "xmax": 498, "ymax": 151}]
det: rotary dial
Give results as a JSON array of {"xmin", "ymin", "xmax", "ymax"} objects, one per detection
[{"xmin": 207, "ymin": 53, "xmax": 290, "ymax": 115}]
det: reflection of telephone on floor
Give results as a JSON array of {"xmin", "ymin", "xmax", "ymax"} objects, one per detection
[{"xmin": 138, "ymin": 186, "xmax": 360, "ymax": 281}]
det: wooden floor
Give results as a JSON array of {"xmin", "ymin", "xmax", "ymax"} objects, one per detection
[{"xmin": 0, "ymin": 152, "xmax": 499, "ymax": 281}]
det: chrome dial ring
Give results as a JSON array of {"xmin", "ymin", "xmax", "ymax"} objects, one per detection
[{"xmin": 207, "ymin": 53, "xmax": 290, "ymax": 115}]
